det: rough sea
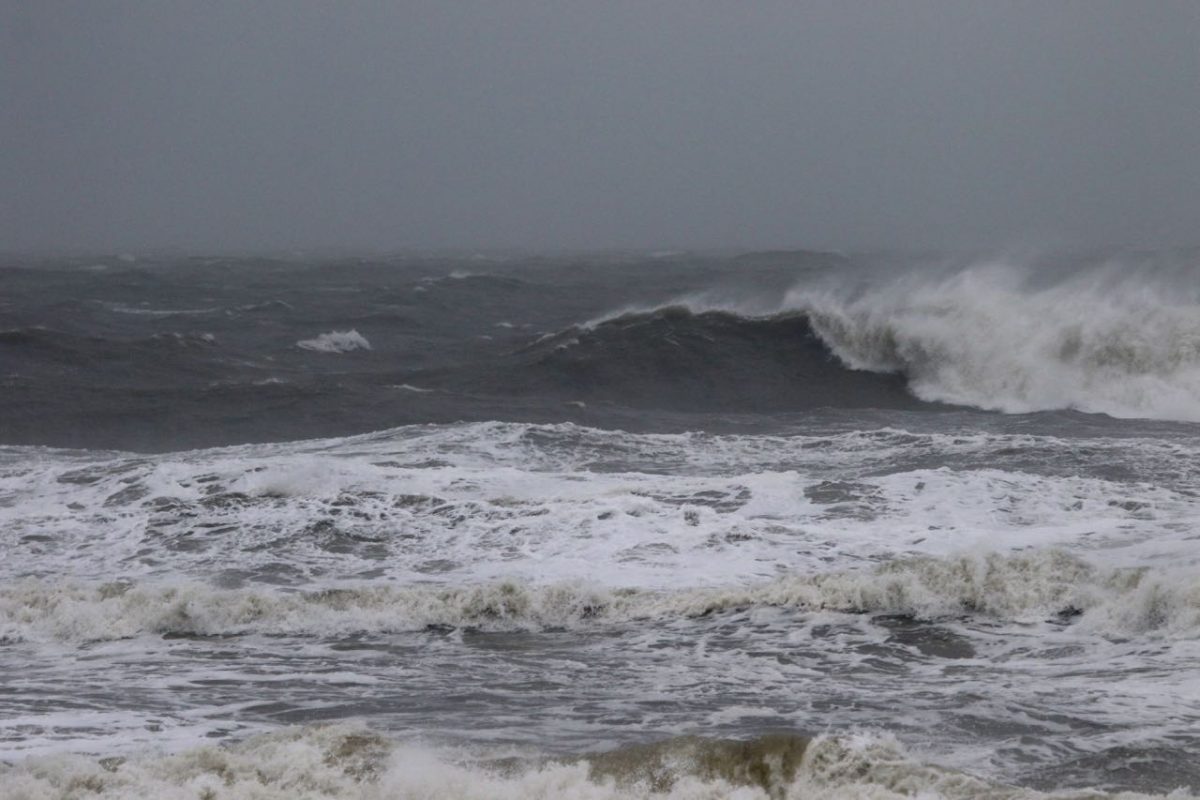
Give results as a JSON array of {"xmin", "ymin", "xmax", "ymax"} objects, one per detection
[{"xmin": 2, "ymin": 250, "xmax": 1198, "ymax": 798}]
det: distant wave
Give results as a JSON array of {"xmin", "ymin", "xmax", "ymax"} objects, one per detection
[
  {"xmin": 418, "ymin": 271, "xmax": 528, "ymax": 289},
  {"xmin": 0, "ymin": 327, "xmax": 53, "ymax": 347},
  {"xmin": 102, "ymin": 302, "xmax": 221, "ymax": 317},
  {"xmin": 99, "ymin": 298, "xmax": 294, "ymax": 316},
  {"xmin": 148, "ymin": 331, "xmax": 217, "ymax": 347},
  {"xmin": 297, "ymin": 329, "xmax": 372, "ymax": 353},
  {"xmin": 235, "ymin": 299, "xmax": 294, "ymax": 312},
  {"xmin": 0, "ymin": 327, "xmax": 218, "ymax": 361},
  {"xmin": 4, "ymin": 551, "xmax": 1195, "ymax": 643}
]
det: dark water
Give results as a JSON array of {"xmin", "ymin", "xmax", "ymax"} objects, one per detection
[
  {"xmin": 1, "ymin": 251, "xmax": 930, "ymax": 450},
  {"xmin": 1, "ymin": 251, "xmax": 1198, "ymax": 798}
]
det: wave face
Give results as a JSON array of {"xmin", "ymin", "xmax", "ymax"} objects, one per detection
[
  {"xmin": 787, "ymin": 261, "xmax": 1200, "ymax": 421},
  {"xmin": 449, "ymin": 306, "xmax": 927, "ymax": 412}
]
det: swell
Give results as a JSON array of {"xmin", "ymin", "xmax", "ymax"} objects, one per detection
[
  {"xmin": 430, "ymin": 306, "xmax": 931, "ymax": 412},
  {"xmin": 4, "ymin": 551, "xmax": 1196, "ymax": 642},
  {"xmin": 1, "ymin": 327, "xmax": 115, "ymax": 365},
  {"xmin": 0, "ymin": 326, "xmax": 220, "ymax": 360}
]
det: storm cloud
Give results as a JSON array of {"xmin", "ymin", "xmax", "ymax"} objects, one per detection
[{"xmin": 3, "ymin": 1, "xmax": 1198, "ymax": 251}]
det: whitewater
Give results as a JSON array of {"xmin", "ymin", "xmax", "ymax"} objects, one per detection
[{"xmin": 2, "ymin": 250, "xmax": 1199, "ymax": 798}]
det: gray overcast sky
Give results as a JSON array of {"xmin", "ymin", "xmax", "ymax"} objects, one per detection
[{"xmin": 3, "ymin": 1, "xmax": 1198, "ymax": 252}]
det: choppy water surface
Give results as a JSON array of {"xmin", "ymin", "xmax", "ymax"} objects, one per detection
[{"xmin": 2, "ymin": 251, "xmax": 1199, "ymax": 798}]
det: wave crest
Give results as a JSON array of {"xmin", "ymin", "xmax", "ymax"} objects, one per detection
[
  {"xmin": 558, "ymin": 260, "xmax": 1200, "ymax": 421},
  {"xmin": 790, "ymin": 262, "xmax": 1200, "ymax": 421},
  {"xmin": 448, "ymin": 258, "xmax": 1200, "ymax": 421},
  {"xmin": 4, "ymin": 551, "xmax": 1196, "ymax": 642},
  {"xmin": 297, "ymin": 329, "xmax": 372, "ymax": 353}
]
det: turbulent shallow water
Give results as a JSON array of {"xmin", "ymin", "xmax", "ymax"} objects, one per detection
[{"xmin": 2, "ymin": 250, "xmax": 1199, "ymax": 798}]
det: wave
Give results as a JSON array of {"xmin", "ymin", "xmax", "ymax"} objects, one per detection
[
  {"xmin": 483, "ymin": 259, "xmax": 1200, "ymax": 421},
  {"xmin": 102, "ymin": 302, "xmax": 221, "ymax": 317},
  {"xmin": 0, "ymin": 327, "xmax": 76, "ymax": 357},
  {"xmin": 0, "ymin": 723, "xmax": 1190, "ymax": 799},
  {"xmin": 418, "ymin": 271, "xmax": 529, "ymax": 289},
  {"xmin": 4, "ymin": 551, "xmax": 1195, "ymax": 643},
  {"xmin": 147, "ymin": 331, "xmax": 217, "ymax": 347},
  {"xmin": 443, "ymin": 306, "xmax": 926, "ymax": 412},
  {"xmin": 297, "ymin": 329, "xmax": 372, "ymax": 354},
  {"xmin": 0, "ymin": 327, "xmax": 219, "ymax": 364},
  {"xmin": 785, "ymin": 260, "xmax": 1200, "ymax": 421},
  {"xmin": 234, "ymin": 299, "xmax": 295, "ymax": 313}
]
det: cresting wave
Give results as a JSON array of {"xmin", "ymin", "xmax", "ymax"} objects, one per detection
[
  {"xmin": 459, "ymin": 306, "xmax": 923, "ymax": 411},
  {"xmin": 792, "ymin": 263, "xmax": 1200, "ymax": 422},
  {"xmin": 538, "ymin": 260, "xmax": 1200, "ymax": 421},
  {"xmin": 3, "ymin": 551, "xmax": 1196, "ymax": 642},
  {"xmin": 1, "ymin": 723, "xmax": 1191, "ymax": 800}
]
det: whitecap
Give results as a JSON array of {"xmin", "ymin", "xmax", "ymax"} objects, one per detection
[{"xmin": 296, "ymin": 329, "xmax": 372, "ymax": 353}]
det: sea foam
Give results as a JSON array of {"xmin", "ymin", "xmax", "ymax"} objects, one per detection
[
  {"xmin": 0, "ymin": 723, "xmax": 1190, "ymax": 800},
  {"xmin": 791, "ymin": 261, "xmax": 1200, "ymax": 422},
  {"xmin": 2, "ymin": 551, "xmax": 1196, "ymax": 643}
]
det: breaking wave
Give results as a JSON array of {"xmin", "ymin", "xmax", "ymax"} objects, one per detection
[
  {"xmin": 440, "ymin": 257, "xmax": 1200, "ymax": 422},
  {"xmin": 297, "ymin": 329, "xmax": 373, "ymax": 353},
  {"xmin": 789, "ymin": 262, "xmax": 1200, "ymax": 422},
  {"xmin": 4, "ymin": 551, "xmax": 1196, "ymax": 643},
  {"xmin": 0, "ymin": 723, "xmax": 1191, "ymax": 799},
  {"xmin": 509, "ymin": 259, "xmax": 1200, "ymax": 421}
]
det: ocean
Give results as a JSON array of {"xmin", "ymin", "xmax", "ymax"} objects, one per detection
[{"xmin": 1, "ymin": 250, "xmax": 1198, "ymax": 798}]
